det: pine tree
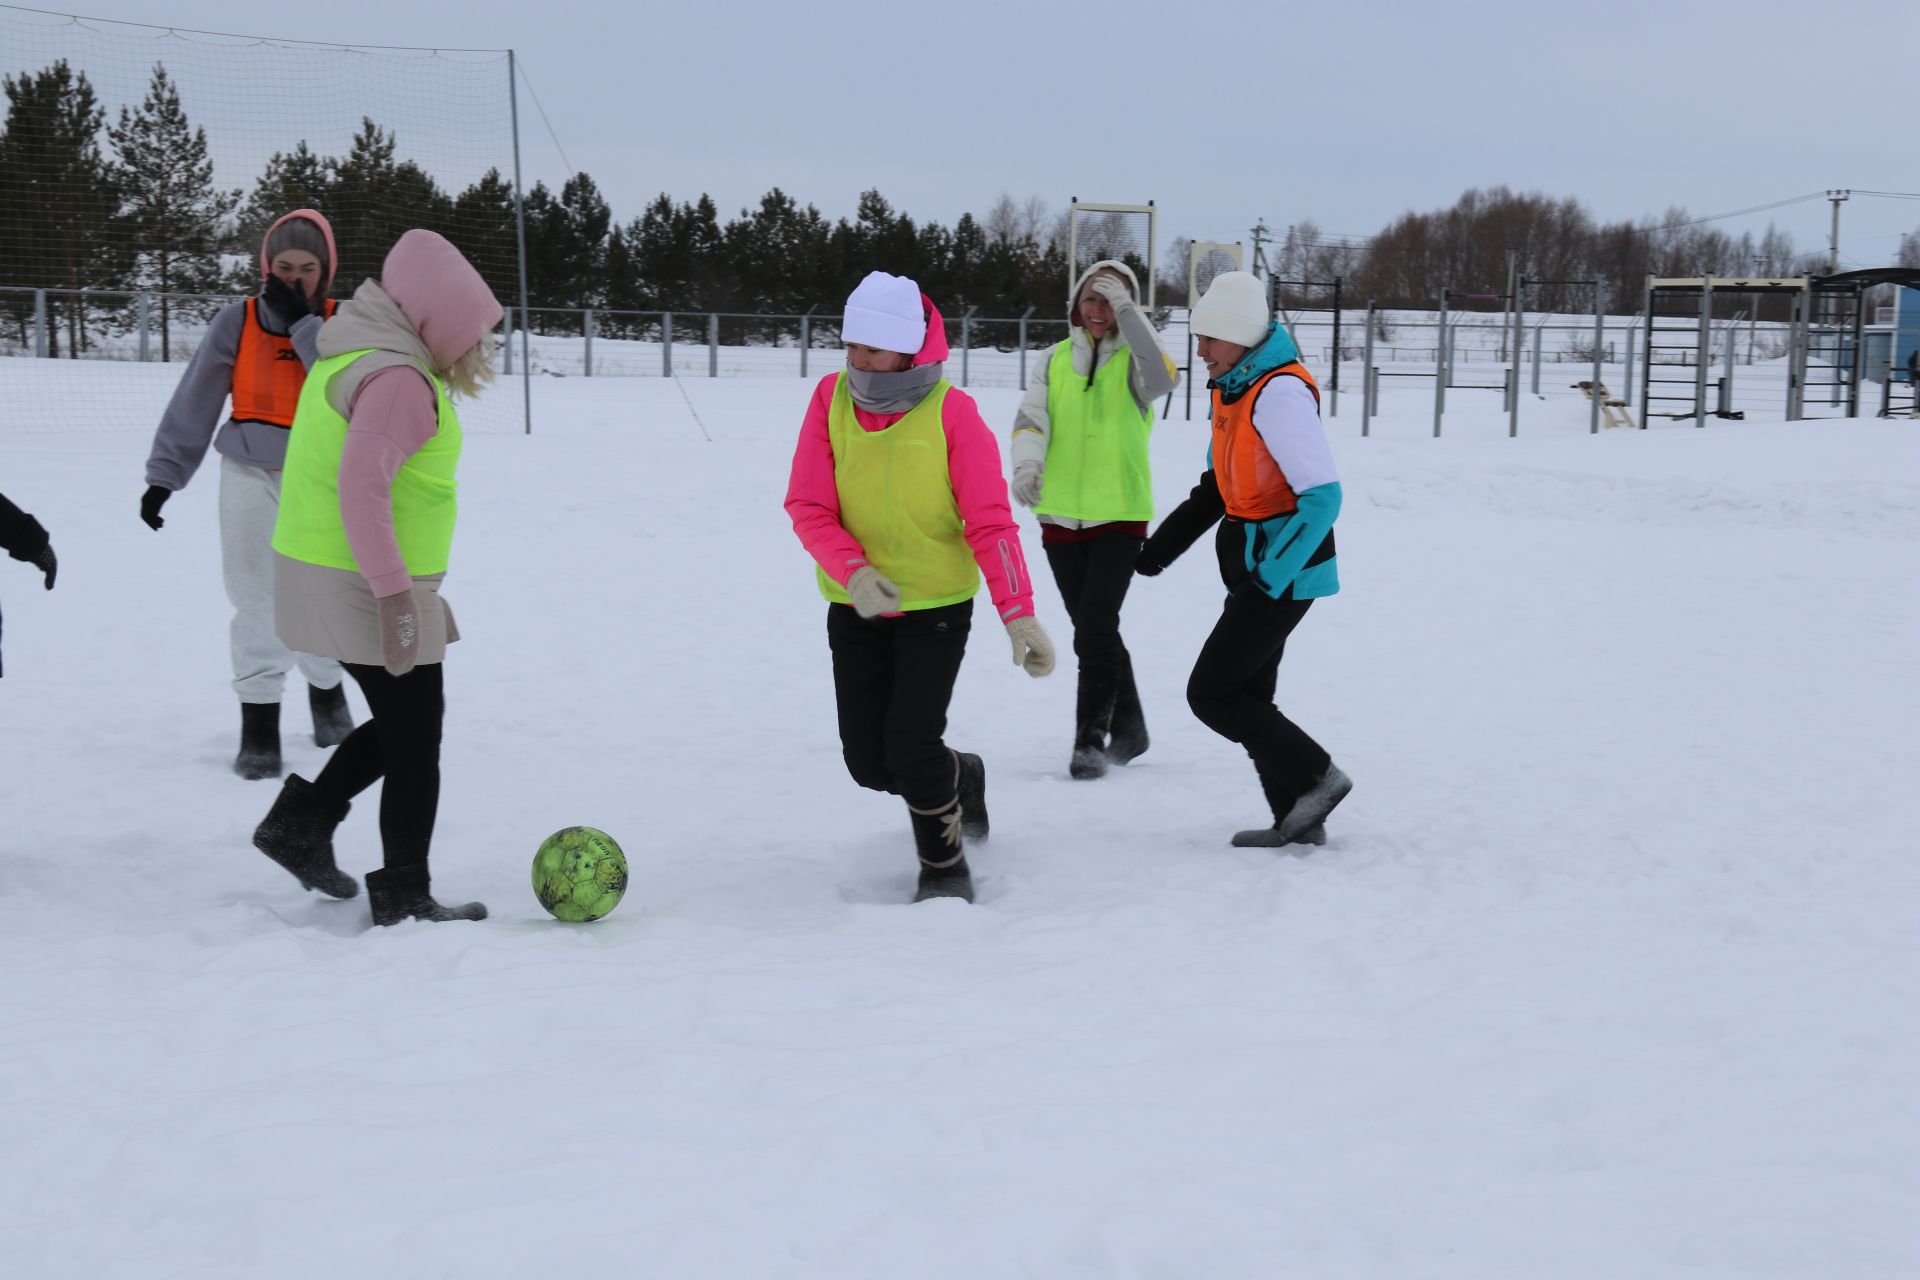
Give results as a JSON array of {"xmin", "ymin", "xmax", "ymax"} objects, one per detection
[
  {"xmin": 326, "ymin": 119, "xmax": 452, "ymax": 294},
  {"xmin": 553, "ymin": 172, "xmax": 611, "ymax": 310},
  {"xmin": 451, "ymin": 167, "xmax": 520, "ymax": 309},
  {"xmin": 602, "ymin": 222, "xmax": 644, "ymax": 337},
  {"xmin": 0, "ymin": 60, "xmax": 128, "ymax": 355},
  {"xmin": 108, "ymin": 64, "xmax": 239, "ymax": 360}
]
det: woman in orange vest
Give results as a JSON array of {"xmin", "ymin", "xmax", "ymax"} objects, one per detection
[
  {"xmin": 786, "ymin": 271, "xmax": 1056, "ymax": 904},
  {"xmin": 1134, "ymin": 272, "xmax": 1352, "ymax": 846},
  {"xmin": 140, "ymin": 211, "xmax": 353, "ymax": 780}
]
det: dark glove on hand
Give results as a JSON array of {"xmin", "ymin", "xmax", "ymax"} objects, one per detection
[
  {"xmin": 4, "ymin": 514, "xmax": 54, "ymax": 588},
  {"xmin": 140, "ymin": 485, "xmax": 170, "ymax": 531},
  {"xmin": 1134, "ymin": 546, "xmax": 1166, "ymax": 577},
  {"xmin": 261, "ymin": 273, "xmax": 315, "ymax": 323},
  {"xmin": 29, "ymin": 543, "xmax": 55, "ymax": 590}
]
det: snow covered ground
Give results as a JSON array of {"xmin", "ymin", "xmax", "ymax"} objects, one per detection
[{"xmin": 1, "ymin": 368, "xmax": 1915, "ymax": 1278}]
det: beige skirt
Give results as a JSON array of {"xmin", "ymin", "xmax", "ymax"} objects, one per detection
[{"xmin": 274, "ymin": 553, "xmax": 459, "ymax": 667}]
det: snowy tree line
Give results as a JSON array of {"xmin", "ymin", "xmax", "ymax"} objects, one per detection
[
  {"xmin": 1188, "ymin": 187, "xmax": 1920, "ymax": 319},
  {"xmin": 5, "ymin": 59, "xmax": 1917, "ymax": 358},
  {"xmin": 0, "ymin": 60, "xmax": 1139, "ymax": 356}
]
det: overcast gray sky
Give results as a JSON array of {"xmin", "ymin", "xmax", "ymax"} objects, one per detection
[{"xmin": 29, "ymin": 0, "xmax": 1920, "ymax": 270}]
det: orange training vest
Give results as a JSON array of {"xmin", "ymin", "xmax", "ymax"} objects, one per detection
[
  {"xmin": 1211, "ymin": 362, "xmax": 1321, "ymax": 521},
  {"xmin": 231, "ymin": 297, "xmax": 336, "ymax": 428}
]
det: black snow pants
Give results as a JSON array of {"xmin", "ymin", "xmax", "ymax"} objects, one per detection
[
  {"xmin": 1044, "ymin": 527, "xmax": 1144, "ymax": 747},
  {"xmin": 827, "ymin": 600, "xmax": 972, "ymax": 811},
  {"xmin": 1186, "ymin": 592, "xmax": 1331, "ymax": 820}
]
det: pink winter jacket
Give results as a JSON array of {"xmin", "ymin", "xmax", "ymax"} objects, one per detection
[
  {"xmin": 318, "ymin": 230, "xmax": 503, "ymax": 597},
  {"xmin": 785, "ymin": 298, "xmax": 1036, "ymax": 622}
]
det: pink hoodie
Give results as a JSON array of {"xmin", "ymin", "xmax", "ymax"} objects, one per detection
[
  {"xmin": 784, "ymin": 295, "xmax": 1036, "ymax": 623},
  {"xmin": 260, "ymin": 209, "xmax": 338, "ymax": 295},
  {"xmin": 334, "ymin": 230, "xmax": 503, "ymax": 597}
]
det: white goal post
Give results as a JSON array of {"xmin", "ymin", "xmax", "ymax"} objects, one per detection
[{"xmin": 1068, "ymin": 200, "xmax": 1157, "ymax": 309}]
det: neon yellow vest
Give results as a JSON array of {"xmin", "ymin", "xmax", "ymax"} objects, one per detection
[
  {"xmin": 273, "ymin": 350, "xmax": 462, "ymax": 575},
  {"xmin": 1033, "ymin": 340, "xmax": 1154, "ymax": 522},
  {"xmin": 816, "ymin": 372, "xmax": 980, "ymax": 611}
]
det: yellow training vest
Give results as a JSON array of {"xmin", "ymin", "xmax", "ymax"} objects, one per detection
[
  {"xmin": 1033, "ymin": 340, "xmax": 1154, "ymax": 522},
  {"xmin": 816, "ymin": 372, "xmax": 979, "ymax": 611},
  {"xmin": 273, "ymin": 350, "xmax": 462, "ymax": 575}
]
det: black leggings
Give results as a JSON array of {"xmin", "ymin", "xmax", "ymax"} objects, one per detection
[
  {"xmin": 827, "ymin": 600, "xmax": 971, "ymax": 811},
  {"xmin": 1044, "ymin": 528, "xmax": 1142, "ymax": 684},
  {"xmin": 1186, "ymin": 593, "xmax": 1330, "ymax": 808},
  {"xmin": 313, "ymin": 662, "xmax": 444, "ymax": 869}
]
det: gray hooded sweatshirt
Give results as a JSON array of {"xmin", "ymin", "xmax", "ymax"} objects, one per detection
[{"xmin": 143, "ymin": 298, "xmax": 326, "ymax": 489}]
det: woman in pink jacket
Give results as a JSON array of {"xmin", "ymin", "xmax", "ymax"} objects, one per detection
[{"xmin": 786, "ymin": 271, "xmax": 1056, "ymax": 904}]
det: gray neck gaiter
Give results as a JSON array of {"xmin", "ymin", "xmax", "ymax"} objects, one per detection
[{"xmin": 848, "ymin": 361, "xmax": 944, "ymax": 414}]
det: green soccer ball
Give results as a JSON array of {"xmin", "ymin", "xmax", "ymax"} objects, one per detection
[{"xmin": 532, "ymin": 826, "xmax": 629, "ymax": 922}]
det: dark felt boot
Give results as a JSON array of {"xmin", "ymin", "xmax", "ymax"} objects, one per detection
[
  {"xmin": 954, "ymin": 750, "xmax": 989, "ymax": 843},
  {"xmin": 1106, "ymin": 656, "xmax": 1149, "ymax": 765},
  {"xmin": 309, "ymin": 682, "xmax": 354, "ymax": 748},
  {"xmin": 235, "ymin": 701, "xmax": 283, "ymax": 781},
  {"xmin": 365, "ymin": 866, "xmax": 488, "ymax": 926},
  {"xmin": 252, "ymin": 774, "xmax": 358, "ymax": 898},
  {"xmin": 1068, "ymin": 669, "xmax": 1118, "ymax": 781},
  {"xmin": 908, "ymin": 796, "xmax": 973, "ymax": 904},
  {"xmin": 1231, "ymin": 761, "xmax": 1352, "ymax": 848}
]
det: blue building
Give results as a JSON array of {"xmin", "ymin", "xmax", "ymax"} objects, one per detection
[{"xmin": 1862, "ymin": 286, "xmax": 1920, "ymax": 383}]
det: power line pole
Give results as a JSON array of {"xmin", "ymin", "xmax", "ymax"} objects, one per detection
[
  {"xmin": 1827, "ymin": 189, "xmax": 1850, "ymax": 274},
  {"xmin": 1249, "ymin": 219, "xmax": 1273, "ymax": 278}
]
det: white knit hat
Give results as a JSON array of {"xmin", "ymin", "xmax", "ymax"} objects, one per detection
[
  {"xmin": 842, "ymin": 270, "xmax": 926, "ymax": 355},
  {"xmin": 1189, "ymin": 271, "xmax": 1271, "ymax": 347}
]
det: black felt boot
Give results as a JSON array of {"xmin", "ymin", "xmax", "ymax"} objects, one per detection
[
  {"xmin": 1106, "ymin": 656, "xmax": 1149, "ymax": 765},
  {"xmin": 1231, "ymin": 760, "xmax": 1352, "ymax": 848},
  {"xmin": 365, "ymin": 866, "xmax": 488, "ymax": 926},
  {"xmin": 954, "ymin": 750, "xmax": 989, "ymax": 843},
  {"xmin": 908, "ymin": 796, "xmax": 973, "ymax": 904},
  {"xmin": 309, "ymin": 682, "xmax": 354, "ymax": 748},
  {"xmin": 1068, "ymin": 669, "xmax": 1119, "ymax": 780},
  {"xmin": 252, "ymin": 774, "xmax": 358, "ymax": 898},
  {"xmin": 235, "ymin": 701, "xmax": 283, "ymax": 781}
]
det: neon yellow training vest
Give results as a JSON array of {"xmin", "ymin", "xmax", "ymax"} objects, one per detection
[
  {"xmin": 273, "ymin": 349, "xmax": 462, "ymax": 575},
  {"xmin": 816, "ymin": 372, "xmax": 980, "ymax": 611},
  {"xmin": 1033, "ymin": 340, "xmax": 1154, "ymax": 522}
]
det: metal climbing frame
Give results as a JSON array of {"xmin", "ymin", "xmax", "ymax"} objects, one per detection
[
  {"xmin": 1641, "ymin": 274, "xmax": 1889, "ymax": 424},
  {"xmin": 1269, "ymin": 277, "xmax": 1342, "ymax": 416}
]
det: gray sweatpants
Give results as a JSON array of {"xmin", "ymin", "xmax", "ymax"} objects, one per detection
[{"xmin": 219, "ymin": 454, "xmax": 343, "ymax": 703}]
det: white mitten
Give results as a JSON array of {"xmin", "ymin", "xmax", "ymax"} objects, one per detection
[
  {"xmin": 846, "ymin": 565, "xmax": 902, "ymax": 619},
  {"xmin": 1012, "ymin": 460, "xmax": 1045, "ymax": 509},
  {"xmin": 1004, "ymin": 616, "xmax": 1056, "ymax": 678},
  {"xmin": 1088, "ymin": 273, "xmax": 1135, "ymax": 308}
]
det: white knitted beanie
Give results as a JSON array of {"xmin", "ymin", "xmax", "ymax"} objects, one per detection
[
  {"xmin": 842, "ymin": 271, "xmax": 926, "ymax": 355},
  {"xmin": 1189, "ymin": 271, "xmax": 1271, "ymax": 347}
]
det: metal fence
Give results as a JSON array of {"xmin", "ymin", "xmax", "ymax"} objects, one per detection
[
  {"xmin": 503, "ymin": 306, "xmax": 1076, "ymax": 390},
  {"xmin": 8, "ymin": 284, "xmax": 1867, "ymax": 435}
]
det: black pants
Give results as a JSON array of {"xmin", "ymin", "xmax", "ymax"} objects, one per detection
[
  {"xmin": 827, "ymin": 600, "xmax": 971, "ymax": 811},
  {"xmin": 1045, "ymin": 529, "xmax": 1142, "ymax": 681},
  {"xmin": 1045, "ymin": 529, "xmax": 1143, "ymax": 742},
  {"xmin": 313, "ymin": 662, "xmax": 444, "ymax": 870},
  {"xmin": 1186, "ymin": 593, "xmax": 1330, "ymax": 816}
]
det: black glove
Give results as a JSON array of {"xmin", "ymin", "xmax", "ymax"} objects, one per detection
[
  {"xmin": 261, "ymin": 273, "xmax": 316, "ymax": 324},
  {"xmin": 28, "ymin": 543, "xmax": 55, "ymax": 590},
  {"xmin": 141, "ymin": 484, "xmax": 170, "ymax": 530},
  {"xmin": 1134, "ymin": 545, "xmax": 1166, "ymax": 577},
  {"xmin": 3, "ymin": 515, "xmax": 53, "ymax": 589}
]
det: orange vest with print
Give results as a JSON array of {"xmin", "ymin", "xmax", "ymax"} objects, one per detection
[
  {"xmin": 1211, "ymin": 362, "xmax": 1322, "ymax": 520},
  {"xmin": 231, "ymin": 297, "xmax": 337, "ymax": 428}
]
